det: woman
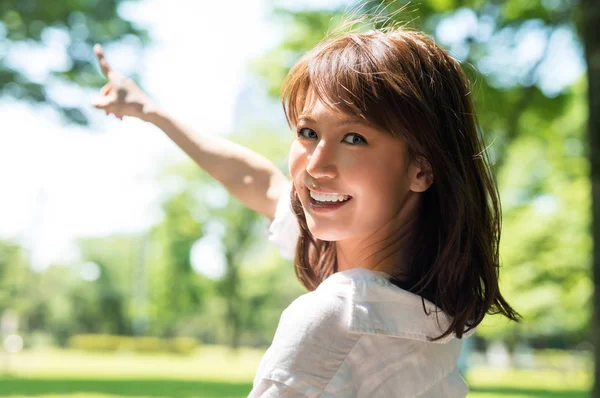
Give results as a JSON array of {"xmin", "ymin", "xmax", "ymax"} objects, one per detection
[{"xmin": 92, "ymin": 24, "xmax": 520, "ymax": 397}]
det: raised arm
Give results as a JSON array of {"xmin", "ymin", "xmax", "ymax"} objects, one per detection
[{"xmin": 91, "ymin": 44, "xmax": 288, "ymax": 220}]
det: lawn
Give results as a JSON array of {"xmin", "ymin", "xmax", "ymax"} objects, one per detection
[{"xmin": 0, "ymin": 347, "xmax": 591, "ymax": 397}]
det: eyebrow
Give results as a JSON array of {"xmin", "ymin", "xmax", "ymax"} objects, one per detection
[{"xmin": 298, "ymin": 114, "xmax": 365, "ymax": 126}]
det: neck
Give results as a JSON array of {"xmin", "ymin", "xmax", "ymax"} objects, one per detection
[{"xmin": 335, "ymin": 194, "xmax": 421, "ymax": 280}]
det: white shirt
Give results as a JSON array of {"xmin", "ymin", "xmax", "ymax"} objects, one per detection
[{"xmin": 250, "ymin": 183, "xmax": 474, "ymax": 397}]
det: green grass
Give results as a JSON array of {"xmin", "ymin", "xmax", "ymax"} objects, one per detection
[
  {"xmin": 467, "ymin": 368, "xmax": 591, "ymax": 398},
  {"xmin": 0, "ymin": 378, "xmax": 250, "ymax": 398},
  {"xmin": 0, "ymin": 347, "xmax": 591, "ymax": 397}
]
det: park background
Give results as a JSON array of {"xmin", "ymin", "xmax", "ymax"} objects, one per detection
[{"xmin": 0, "ymin": 0, "xmax": 596, "ymax": 397}]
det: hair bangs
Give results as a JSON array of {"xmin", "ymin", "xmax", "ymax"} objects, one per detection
[{"xmin": 282, "ymin": 34, "xmax": 400, "ymax": 132}]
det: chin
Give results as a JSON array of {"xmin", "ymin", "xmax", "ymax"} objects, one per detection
[{"xmin": 306, "ymin": 221, "xmax": 350, "ymax": 242}]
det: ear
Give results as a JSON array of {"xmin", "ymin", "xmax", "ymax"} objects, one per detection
[{"xmin": 408, "ymin": 156, "xmax": 434, "ymax": 193}]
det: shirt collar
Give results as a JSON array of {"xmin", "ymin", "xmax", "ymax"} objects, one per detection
[{"xmin": 317, "ymin": 267, "xmax": 475, "ymax": 344}]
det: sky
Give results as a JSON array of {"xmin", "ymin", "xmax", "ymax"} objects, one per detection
[{"xmin": 0, "ymin": 0, "xmax": 585, "ymax": 276}]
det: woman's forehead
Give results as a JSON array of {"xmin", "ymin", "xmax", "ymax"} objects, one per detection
[{"xmin": 299, "ymin": 90, "xmax": 364, "ymax": 122}]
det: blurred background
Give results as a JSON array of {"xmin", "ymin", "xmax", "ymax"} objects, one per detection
[{"xmin": 0, "ymin": 0, "xmax": 595, "ymax": 396}]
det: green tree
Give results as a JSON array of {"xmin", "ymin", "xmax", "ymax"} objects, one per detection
[
  {"xmin": 0, "ymin": 240, "xmax": 28, "ymax": 315},
  {"xmin": 147, "ymin": 162, "xmax": 210, "ymax": 337},
  {"xmin": 238, "ymin": 249, "xmax": 307, "ymax": 347},
  {"xmin": 147, "ymin": 125, "xmax": 291, "ymax": 346},
  {"xmin": 215, "ymin": 129, "xmax": 294, "ymax": 349},
  {"xmin": 68, "ymin": 262, "xmax": 129, "ymax": 335},
  {"xmin": 0, "ymin": 239, "xmax": 50, "ymax": 338},
  {"xmin": 216, "ymin": 201, "xmax": 261, "ymax": 349},
  {"xmin": 75, "ymin": 234, "xmax": 148, "ymax": 335},
  {"xmin": 581, "ymin": 0, "xmax": 599, "ymax": 393},
  {"xmin": 0, "ymin": 0, "xmax": 147, "ymax": 124}
]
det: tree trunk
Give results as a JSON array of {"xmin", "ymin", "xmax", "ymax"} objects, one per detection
[
  {"xmin": 224, "ymin": 252, "xmax": 242, "ymax": 350},
  {"xmin": 583, "ymin": 0, "xmax": 600, "ymax": 396}
]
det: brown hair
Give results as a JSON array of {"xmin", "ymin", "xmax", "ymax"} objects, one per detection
[{"xmin": 280, "ymin": 27, "xmax": 521, "ymax": 341}]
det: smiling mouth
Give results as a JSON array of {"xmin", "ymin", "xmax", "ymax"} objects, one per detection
[
  {"xmin": 309, "ymin": 195, "xmax": 352, "ymax": 205},
  {"xmin": 307, "ymin": 191, "xmax": 353, "ymax": 212}
]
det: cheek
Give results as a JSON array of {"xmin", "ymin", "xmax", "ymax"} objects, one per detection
[
  {"xmin": 349, "ymin": 155, "xmax": 391, "ymax": 190},
  {"xmin": 288, "ymin": 141, "xmax": 305, "ymax": 179},
  {"xmin": 352, "ymin": 157, "xmax": 408, "ymax": 214}
]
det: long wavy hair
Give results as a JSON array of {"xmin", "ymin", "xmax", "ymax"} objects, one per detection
[{"xmin": 280, "ymin": 28, "xmax": 521, "ymax": 341}]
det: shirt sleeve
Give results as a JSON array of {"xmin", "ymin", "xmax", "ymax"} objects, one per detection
[
  {"xmin": 266, "ymin": 181, "xmax": 300, "ymax": 261},
  {"xmin": 248, "ymin": 377, "xmax": 307, "ymax": 398},
  {"xmin": 249, "ymin": 292, "xmax": 357, "ymax": 398}
]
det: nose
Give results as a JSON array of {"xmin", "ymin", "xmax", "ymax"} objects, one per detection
[{"xmin": 306, "ymin": 140, "xmax": 337, "ymax": 179}]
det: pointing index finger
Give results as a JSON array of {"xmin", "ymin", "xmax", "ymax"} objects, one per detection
[{"xmin": 94, "ymin": 43, "xmax": 113, "ymax": 78}]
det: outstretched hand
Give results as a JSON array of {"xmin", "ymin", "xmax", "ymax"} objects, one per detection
[{"xmin": 92, "ymin": 44, "xmax": 154, "ymax": 120}]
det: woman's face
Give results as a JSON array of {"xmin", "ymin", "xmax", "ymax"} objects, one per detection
[{"xmin": 289, "ymin": 98, "xmax": 423, "ymax": 242}]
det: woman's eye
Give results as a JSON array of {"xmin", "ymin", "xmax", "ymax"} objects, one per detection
[
  {"xmin": 297, "ymin": 128, "xmax": 367, "ymax": 145},
  {"xmin": 298, "ymin": 128, "xmax": 317, "ymax": 139},
  {"xmin": 343, "ymin": 133, "xmax": 367, "ymax": 145}
]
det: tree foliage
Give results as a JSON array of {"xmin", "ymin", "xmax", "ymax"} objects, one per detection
[{"xmin": 0, "ymin": 0, "xmax": 147, "ymax": 124}]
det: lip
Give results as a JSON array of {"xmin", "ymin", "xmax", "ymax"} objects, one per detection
[
  {"xmin": 306, "ymin": 185, "xmax": 352, "ymax": 197},
  {"xmin": 306, "ymin": 189, "xmax": 353, "ymax": 214}
]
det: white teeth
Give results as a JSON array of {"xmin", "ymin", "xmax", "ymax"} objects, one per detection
[{"xmin": 309, "ymin": 190, "xmax": 350, "ymax": 202}]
